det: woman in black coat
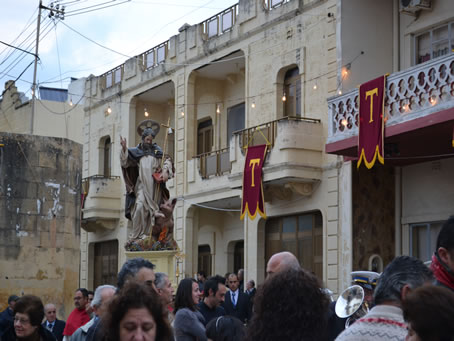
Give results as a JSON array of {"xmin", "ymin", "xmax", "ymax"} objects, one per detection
[{"xmin": 1, "ymin": 295, "xmax": 56, "ymax": 341}]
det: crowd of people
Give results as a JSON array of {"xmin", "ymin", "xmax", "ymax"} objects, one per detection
[{"xmin": 1, "ymin": 217, "xmax": 454, "ymax": 341}]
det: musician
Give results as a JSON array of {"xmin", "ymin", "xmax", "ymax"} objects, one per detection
[{"xmin": 325, "ymin": 271, "xmax": 379, "ymax": 341}]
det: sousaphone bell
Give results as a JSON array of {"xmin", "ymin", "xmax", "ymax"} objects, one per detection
[{"xmin": 335, "ymin": 285, "xmax": 369, "ymax": 328}]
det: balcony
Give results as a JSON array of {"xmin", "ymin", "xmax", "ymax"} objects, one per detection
[
  {"xmin": 187, "ymin": 116, "xmax": 324, "ymax": 201},
  {"xmin": 327, "ymin": 54, "xmax": 454, "ymax": 161},
  {"xmin": 81, "ymin": 175, "xmax": 122, "ymax": 232},
  {"xmin": 232, "ymin": 116, "xmax": 324, "ymax": 192}
]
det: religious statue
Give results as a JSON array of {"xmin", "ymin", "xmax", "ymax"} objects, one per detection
[{"xmin": 121, "ymin": 119, "xmax": 178, "ymax": 251}]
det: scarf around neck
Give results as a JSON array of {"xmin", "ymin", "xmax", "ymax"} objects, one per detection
[{"xmin": 430, "ymin": 253, "xmax": 454, "ymax": 290}]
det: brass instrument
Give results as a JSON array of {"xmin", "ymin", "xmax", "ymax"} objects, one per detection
[{"xmin": 335, "ymin": 285, "xmax": 369, "ymax": 328}]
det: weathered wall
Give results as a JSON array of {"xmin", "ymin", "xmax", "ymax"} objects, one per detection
[
  {"xmin": 0, "ymin": 133, "xmax": 82, "ymax": 319},
  {"xmin": 352, "ymin": 164, "xmax": 395, "ymax": 270}
]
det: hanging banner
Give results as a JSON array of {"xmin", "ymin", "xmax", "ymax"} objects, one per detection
[
  {"xmin": 241, "ymin": 144, "xmax": 267, "ymax": 220},
  {"xmin": 357, "ymin": 75, "xmax": 386, "ymax": 169}
]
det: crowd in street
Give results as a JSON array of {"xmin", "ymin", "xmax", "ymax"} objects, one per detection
[{"xmin": 1, "ymin": 216, "xmax": 454, "ymax": 341}]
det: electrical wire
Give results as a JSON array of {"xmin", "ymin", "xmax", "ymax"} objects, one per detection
[
  {"xmin": 65, "ymin": 0, "xmax": 132, "ymax": 17},
  {"xmin": 59, "ymin": 21, "xmax": 132, "ymax": 58},
  {"xmin": 0, "ymin": 6, "xmax": 39, "ymax": 60}
]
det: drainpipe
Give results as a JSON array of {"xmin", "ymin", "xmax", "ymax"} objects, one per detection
[
  {"xmin": 395, "ymin": 167, "xmax": 402, "ymax": 256},
  {"xmin": 393, "ymin": 0, "xmax": 400, "ymax": 72}
]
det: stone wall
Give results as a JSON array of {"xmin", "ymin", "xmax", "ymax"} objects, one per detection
[
  {"xmin": 352, "ymin": 164, "xmax": 395, "ymax": 271},
  {"xmin": 0, "ymin": 133, "xmax": 82, "ymax": 318}
]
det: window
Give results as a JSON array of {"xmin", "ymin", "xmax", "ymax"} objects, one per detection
[
  {"xmin": 197, "ymin": 119, "xmax": 213, "ymax": 155},
  {"xmin": 198, "ymin": 245, "xmax": 212, "ymax": 277},
  {"xmin": 284, "ymin": 67, "xmax": 301, "ymax": 116},
  {"xmin": 227, "ymin": 102, "xmax": 245, "ymax": 146},
  {"xmin": 265, "ymin": 211, "xmax": 323, "ymax": 279},
  {"xmin": 103, "ymin": 137, "xmax": 111, "ymax": 177},
  {"xmin": 409, "ymin": 221, "xmax": 444, "ymax": 262},
  {"xmin": 234, "ymin": 241, "xmax": 244, "ymax": 274},
  {"xmin": 415, "ymin": 22, "xmax": 454, "ymax": 64},
  {"xmin": 93, "ymin": 240, "xmax": 118, "ymax": 288}
]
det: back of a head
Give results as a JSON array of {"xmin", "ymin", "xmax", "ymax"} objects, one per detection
[
  {"xmin": 436, "ymin": 216, "xmax": 454, "ymax": 251},
  {"xmin": 155, "ymin": 272, "xmax": 168, "ymax": 290},
  {"xmin": 402, "ymin": 285, "xmax": 454, "ymax": 341},
  {"xmin": 174, "ymin": 278, "xmax": 197, "ymax": 313},
  {"xmin": 206, "ymin": 316, "xmax": 246, "ymax": 341},
  {"xmin": 246, "ymin": 268, "xmax": 329, "ymax": 341},
  {"xmin": 117, "ymin": 258, "xmax": 155, "ymax": 289},
  {"xmin": 91, "ymin": 285, "xmax": 116, "ymax": 308},
  {"xmin": 203, "ymin": 275, "xmax": 226, "ymax": 298},
  {"xmin": 374, "ymin": 256, "xmax": 433, "ymax": 306}
]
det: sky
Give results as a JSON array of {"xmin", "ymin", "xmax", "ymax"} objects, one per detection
[{"xmin": 0, "ymin": 0, "xmax": 237, "ymax": 96}]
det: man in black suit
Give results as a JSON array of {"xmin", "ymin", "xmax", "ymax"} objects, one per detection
[
  {"xmin": 42, "ymin": 303, "xmax": 66, "ymax": 341},
  {"xmin": 223, "ymin": 273, "xmax": 251, "ymax": 323}
]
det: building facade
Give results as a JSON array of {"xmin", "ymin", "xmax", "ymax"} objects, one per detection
[
  {"xmin": 80, "ymin": 0, "xmax": 350, "ymax": 292},
  {"xmin": 327, "ymin": 0, "xmax": 454, "ymax": 273}
]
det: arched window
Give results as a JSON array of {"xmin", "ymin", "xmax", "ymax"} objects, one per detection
[{"xmin": 284, "ymin": 67, "xmax": 301, "ymax": 117}]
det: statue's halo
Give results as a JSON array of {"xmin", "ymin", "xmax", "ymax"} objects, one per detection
[{"xmin": 137, "ymin": 119, "xmax": 160, "ymax": 138}]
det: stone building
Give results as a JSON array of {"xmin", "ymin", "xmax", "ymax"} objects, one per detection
[
  {"xmin": 0, "ymin": 80, "xmax": 84, "ymax": 316},
  {"xmin": 80, "ymin": 0, "xmax": 454, "ymax": 295},
  {"xmin": 80, "ymin": 0, "xmax": 343, "ymax": 291},
  {"xmin": 0, "ymin": 133, "xmax": 82, "ymax": 318},
  {"xmin": 326, "ymin": 0, "xmax": 454, "ymax": 276}
]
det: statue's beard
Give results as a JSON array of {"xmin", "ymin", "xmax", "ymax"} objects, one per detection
[{"xmin": 142, "ymin": 142, "xmax": 153, "ymax": 151}]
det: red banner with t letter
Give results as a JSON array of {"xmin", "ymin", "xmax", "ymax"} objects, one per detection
[
  {"xmin": 358, "ymin": 75, "xmax": 386, "ymax": 169},
  {"xmin": 241, "ymin": 144, "xmax": 267, "ymax": 220}
]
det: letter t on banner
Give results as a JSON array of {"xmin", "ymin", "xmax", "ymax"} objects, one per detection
[
  {"xmin": 357, "ymin": 75, "xmax": 386, "ymax": 169},
  {"xmin": 241, "ymin": 144, "xmax": 267, "ymax": 220}
]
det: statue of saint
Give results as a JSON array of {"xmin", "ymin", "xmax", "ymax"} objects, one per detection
[{"xmin": 120, "ymin": 120, "xmax": 176, "ymax": 249}]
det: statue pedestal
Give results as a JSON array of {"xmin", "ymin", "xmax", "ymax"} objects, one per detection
[{"xmin": 125, "ymin": 250, "xmax": 179, "ymax": 287}]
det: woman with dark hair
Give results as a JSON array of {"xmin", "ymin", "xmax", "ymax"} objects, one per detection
[
  {"xmin": 245, "ymin": 268, "xmax": 329, "ymax": 341},
  {"xmin": 173, "ymin": 278, "xmax": 206, "ymax": 341},
  {"xmin": 1, "ymin": 295, "xmax": 55, "ymax": 341},
  {"xmin": 402, "ymin": 285, "xmax": 454, "ymax": 341},
  {"xmin": 103, "ymin": 281, "xmax": 173, "ymax": 341},
  {"xmin": 206, "ymin": 315, "xmax": 245, "ymax": 341}
]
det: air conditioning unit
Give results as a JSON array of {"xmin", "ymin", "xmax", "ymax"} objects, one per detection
[{"xmin": 400, "ymin": 0, "xmax": 432, "ymax": 15}]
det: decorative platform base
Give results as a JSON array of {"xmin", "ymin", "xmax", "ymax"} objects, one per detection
[{"xmin": 125, "ymin": 250, "xmax": 179, "ymax": 287}]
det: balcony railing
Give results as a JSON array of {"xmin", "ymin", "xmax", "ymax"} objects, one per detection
[
  {"xmin": 140, "ymin": 40, "xmax": 169, "ymax": 70},
  {"xmin": 328, "ymin": 54, "xmax": 454, "ymax": 143},
  {"xmin": 194, "ymin": 148, "xmax": 231, "ymax": 179},
  {"xmin": 234, "ymin": 116, "xmax": 321, "ymax": 153},
  {"xmin": 101, "ymin": 65, "xmax": 124, "ymax": 90},
  {"xmin": 264, "ymin": 0, "xmax": 291, "ymax": 10},
  {"xmin": 201, "ymin": 4, "xmax": 238, "ymax": 39}
]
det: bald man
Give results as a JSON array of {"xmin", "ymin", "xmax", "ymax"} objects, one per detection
[
  {"xmin": 266, "ymin": 251, "xmax": 300, "ymax": 277},
  {"xmin": 42, "ymin": 303, "xmax": 66, "ymax": 341}
]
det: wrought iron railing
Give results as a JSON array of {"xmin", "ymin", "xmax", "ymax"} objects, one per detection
[
  {"xmin": 194, "ymin": 148, "xmax": 231, "ymax": 179},
  {"xmin": 328, "ymin": 54, "xmax": 454, "ymax": 143},
  {"xmin": 201, "ymin": 4, "xmax": 238, "ymax": 39}
]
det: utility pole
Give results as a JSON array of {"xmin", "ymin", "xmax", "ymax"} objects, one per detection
[
  {"xmin": 30, "ymin": 0, "xmax": 43, "ymax": 135},
  {"xmin": 30, "ymin": 0, "xmax": 65, "ymax": 134}
]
